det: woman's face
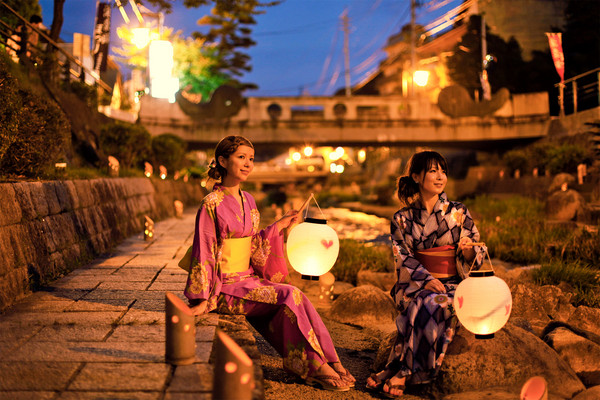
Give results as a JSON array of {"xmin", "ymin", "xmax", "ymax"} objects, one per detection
[
  {"xmin": 413, "ymin": 162, "xmax": 447, "ymax": 197},
  {"xmin": 219, "ymin": 145, "xmax": 254, "ymax": 184}
]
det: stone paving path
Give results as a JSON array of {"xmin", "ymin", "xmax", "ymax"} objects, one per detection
[{"xmin": 0, "ymin": 209, "xmax": 219, "ymax": 400}]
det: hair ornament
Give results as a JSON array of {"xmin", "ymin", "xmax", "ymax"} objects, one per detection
[{"xmin": 209, "ymin": 159, "xmax": 217, "ymax": 168}]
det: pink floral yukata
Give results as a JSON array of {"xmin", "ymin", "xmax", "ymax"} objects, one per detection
[{"xmin": 184, "ymin": 184, "xmax": 340, "ymax": 378}]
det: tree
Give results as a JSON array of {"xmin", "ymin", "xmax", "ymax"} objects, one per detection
[
  {"xmin": 0, "ymin": 0, "xmax": 41, "ymax": 28},
  {"xmin": 189, "ymin": 0, "xmax": 281, "ymax": 91},
  {"xmin": 445, "ymin": 15, "xmax": 555, "ymax": 97},
  {"xmin": 563, "ymin": 0, "xmax": 600, "ymax": 78}
]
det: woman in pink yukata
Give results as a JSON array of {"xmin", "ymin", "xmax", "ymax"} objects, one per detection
[
  {"xmin": 366, "ymin": 151, "xmax": 485, "ymax": 398},
  {"xmin": 183, "ymin": 135, "xmax": 355, "ymax": 391}
]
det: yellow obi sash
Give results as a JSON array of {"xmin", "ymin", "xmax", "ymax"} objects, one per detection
[
  {"xmin": 221, "ymin": 237, "xmax": 252, "ymax": 273},
  {"xmin": 414, "ymin": 245, "xmax": 457, "ymax": 279}
]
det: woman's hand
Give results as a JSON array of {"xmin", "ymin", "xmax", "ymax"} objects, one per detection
[
  {"xmin": 189, "ymin": 300, "xmax": 208, "ymax": 315},
  {"xmin": 458, "ymin": 236, "xmax": 476, "ymax": 261},
  {"xmin": 276, "ymin": 210, "xmax": 300, "ymax": 232},
  {"xmin": 424, "ymin": 278, "xmax": 446, "ymax": 293}
]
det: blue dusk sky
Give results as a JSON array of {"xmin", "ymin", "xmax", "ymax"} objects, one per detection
[{"xmin": 37, "ymin": 0, "xmax": 463, "ymax": 97}]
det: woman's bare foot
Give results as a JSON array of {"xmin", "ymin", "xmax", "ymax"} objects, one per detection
[
  {"xmin": 366, "ymin": 369, "xmax": 390, "ymax": 390},
  {"xmin": 305, "ymin": 363, "xmax": 350, "ymax": 391},
  {"xmin": 329, "ymin": 362, "xmax": 355, "ymax": 386}
]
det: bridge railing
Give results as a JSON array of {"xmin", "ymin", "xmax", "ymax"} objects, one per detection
[{"xmin": 555, "ymin": 67, "xmax": 600, "ymax": 116}]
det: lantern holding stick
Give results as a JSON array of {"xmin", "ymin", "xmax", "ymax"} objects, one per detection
[
  {"xmin": 454, "ymin": 243, "xmax": 512, "ymax": 339},
  {"xmin": 286, "ymin": 194, "xmax": 339, "ymax": 280}
]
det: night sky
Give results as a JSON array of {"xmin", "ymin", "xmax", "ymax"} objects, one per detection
[{"xmin": 37, "ymin": 0, "xmax": 462, "ymax": 97}]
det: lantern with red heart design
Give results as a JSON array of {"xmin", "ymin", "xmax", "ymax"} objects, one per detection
[
  {"xmin": 454, "ymin": 270, "xmax": 512, "ymax": 339},
  {"xmin": 286, "ymin": 217, "xmax": 339, "ymax": 280}
]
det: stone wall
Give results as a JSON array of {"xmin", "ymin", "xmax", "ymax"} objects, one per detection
[{"xmin": 0, "ymin": 178, "xmax": 207, "ymax": 312}]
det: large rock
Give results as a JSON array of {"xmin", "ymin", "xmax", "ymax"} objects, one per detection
[
  {"xmin": 356, "ymin": 270, "xmax": 396, "ymax": 292},
  {"xmin": 572, "ymin": 385, "xmax": 600, "ymax": 400},
  {"xmin": 568, "ymin": 306, "xmax": 600, "ymax": 336},
  {"xmin": 436, "ymin": 323, "xmax": 585, "ymax": 399},
  {"xmin": 374, "ymin": 323, "xmax": 585, "ymax": 399},
  {"xmin": 546, "ymin": 189, "xmax": 589, "ymax": 221},
  {"xmin": 548, "ymin": 173, "xmax": 576, "ymax": 193},
  {"xmin": 543, "ymin": 326, "xmax": 600, "ymax": 387},
  {"xmin": 328, "ymin": 284, "xmax": 398, "ymax": 327},
  {"xmin": 509, "ymin": 282, "xmax": 575, "ymax": 336}
]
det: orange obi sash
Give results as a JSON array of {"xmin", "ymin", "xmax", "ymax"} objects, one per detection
[{"xmin": 414, "ymin": 245, "xmax": 457, "ymax": 279}]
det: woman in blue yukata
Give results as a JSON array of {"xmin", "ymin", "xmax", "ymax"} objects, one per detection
[
  {"xmin": 183, "ymin": 135, "xmax": 355, "ymax": 391},
  {"xmin": 366, "ymin": 151, "xmax": 485, "ymax": 398}
]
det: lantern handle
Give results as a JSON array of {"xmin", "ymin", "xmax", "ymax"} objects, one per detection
[
  {"xmin": 301, "ymin": 193, "xmax": 326, "ymax": 220},
  {"xmin": 466, "ymin": 242, "xmax": 495, "ymax": 274}
]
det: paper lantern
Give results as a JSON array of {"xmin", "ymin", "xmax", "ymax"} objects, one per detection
[
  {"xmin": 520, "ymin": 376, "xmax": 548, "ymax": 400},
  {"xmin": 286, "ymin": 217, "xmax": 339, "ymax": 280},
  {"xmin": 144, "ymin": 215, "xmax": 154, "ymax": 241},
  {"xmin": 454, "ymin": 270, "xmax": 512, "ymax": 339}
]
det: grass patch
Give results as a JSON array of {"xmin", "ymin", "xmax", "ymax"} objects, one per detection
[
  {"xmin": 532, "ymin": 260, "xmax": 600, "ymax": 308},
  {"xmin": 331, "ymin": 239, "xmax": 393, "ymax": 285}
]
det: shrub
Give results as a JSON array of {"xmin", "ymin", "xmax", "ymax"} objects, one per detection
[
  {"xmin": 331, "ymin": 239, "xmax": 393, "ymax": 285},
  {"xmin": 545, "ymin": 144, "xmax": 590, "ymax": 174},
  {"xmin": 63, "ymin": 80, "xmax": 98, "ymax": 109},
  {"xmin": 99, "ymin": 121, "xmax": 151, "ymax": 169},
  {"xmin": 502, "ymin": 148, "xmax": 529, "ymax": 174},
  {"xmin": 0, "ymin": 65, "xmax": 70, "ymax": 177},
  {"xmin": 151, "ymin": 133, "xmax": 187, "ymax": 173}
]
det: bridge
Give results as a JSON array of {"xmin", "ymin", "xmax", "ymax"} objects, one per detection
[{"xmin": 138, "ymin": 91, "xmax": 553, "ymax": 151}]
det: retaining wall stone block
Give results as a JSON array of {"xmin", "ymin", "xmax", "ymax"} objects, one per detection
[
  {"xmin": 52, "ymin": 181, "xmax": 73, "ymax": 212},
  {"xmin": 0, "ymin": 184, "xmax": 21, "ymax": 227},
  {"xmin": 12, "ymin": 183, "xmax": 36, "ymax": 221},
  {"xmin": 0, "ymin": 266, "xmax": 28, "ymax": 310},
  {"xmin": 42, "ymin": 182, "xmax": 61, "ymax": 216},
  {"xmin": 73, "ymin": 180, "xmax": 94, "ymax": 208},
  {"xmin": 63, "ymin": 181, "xmax": 79, "ymax": 210}
]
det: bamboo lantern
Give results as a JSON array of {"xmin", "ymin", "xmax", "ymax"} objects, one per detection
[
  {"xmin": 144, "ymin": 216, "xmax": 154, "ymax": 241},
  {"xmin": 454, "ymin": 270, "xmax": 512, "ymax": 339},
  {"xmin": 213, "ymin": 330, "xmax": 254, "ymax": 400},
  {"xmin": 520, "ymin": 376, "xmax": 548, "ymax": 400},
  {"xmin": 318, "ymin": 271, "xmax": 335, "ymax": 303},
  {"xmin": 159, "ymin": 165, "xmax": 167, "ymax": 180},
  {"xmin": 174, "ymin": 200, "xmax": 184, "ymax": 219},
  {"xmin": 108, "ymin": 156, "xmax": 119, "ymax": 177},
  {"xmin": 144, "ymin": 162, "xmax": 153, "ymax": 178},
  {"xmin": 286, "ymin": 217, "xmax": 339, "ymax": 280},
  {"xmin": 165, "ymin": 292, "xmax": 196, "ymax": 365}
]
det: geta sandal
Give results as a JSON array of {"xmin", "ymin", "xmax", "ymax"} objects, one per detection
[
  {"xmin": 305, "ymin": 374, "xmax": 351, "ymax": 392},
  {"xmin": 382, "ymin": 378, "xmax": 405, "ymax": 399},
  {"xmin": 365, "ymin": 372, "xmax": 385, "ymax": 392}
]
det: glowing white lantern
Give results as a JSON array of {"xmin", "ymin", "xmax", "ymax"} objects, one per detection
[
  {"xmin": 286, "ymin": 217, "xmax": 339, "ymax": 280},
  {"xmin": 454, "ymin": 270, "xmax": 512, "ymax": 339}
]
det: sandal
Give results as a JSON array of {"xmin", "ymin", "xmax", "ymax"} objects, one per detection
[
  {"xmin": 305, "ymin": 374, "xmax": 351, "ymax": 392},
  {"xmin": 330, "ymin": 364, "xmax": 355, "ymax": 387},
  {"xmin": 382, "ymin": 378, "xmax": 406, "ymax": 399},
  {"xmin": 365, "ymin": 372, "xmax": 385, "ymax": 392}
]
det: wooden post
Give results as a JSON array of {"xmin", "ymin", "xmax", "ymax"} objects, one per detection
[
  {"xmin": 212, "ymin": 330, "xmax": 254, "ymax": 400},
  {"xmin": 165, "ymin": 292, "xmax": 196, "ymax": 365}
]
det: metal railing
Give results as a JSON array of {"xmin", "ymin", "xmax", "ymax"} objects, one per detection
[
  {"xmin": 0, "ymin": 0, "xmax": 112, "ymax": 93},
  {"xmin": 555, "ymin": 67, "xmax": 600, "ymax": 116}
]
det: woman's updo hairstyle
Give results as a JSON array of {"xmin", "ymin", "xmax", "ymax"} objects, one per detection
[
  {"xmin": 396, "ymin": 150, "xmax": 448, "ymax": 207},
  {"xmin": 207, "ymin": 135, "xmax": 254, "ymax": 181}
]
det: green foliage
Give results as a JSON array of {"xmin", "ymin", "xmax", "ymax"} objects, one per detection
[
  {"xmin": 173, "ymin": 38, "xmax": 229, "ymax": 99},
  {"xmin": 99, "ymin": 121, "xmax": 151, "ymax": 169},
  {"xmin": 151, "ymin": 133, "xmax": 187, "ymax": 173},
  {"xmin": 532, "ymin": 260, "xmax": 600, "ymax": 308},
  {"xmin": 545, "ymin": 144, "xmax": 590, "ymax": 174},
  {"xmin": 331, "ymin": 239, "xmax": 393, "ymax": 285},
  {"xmin": 0, "ymin": 0, "xmax": 41, "ymax": 29},
  {"xmin": 62, "ymin": 80, "xmax": 98, "ymax": 109},
  {"xmin": 192, "ymin": 0, "xmax": 282, "ymax": 90},
  {"xmin": 501, "ymin": 142, "xmax": 591, "ymax": 175},
  {"xmin": 0, "ymin": 59, "xmax": 70, "ymax": 177}
]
